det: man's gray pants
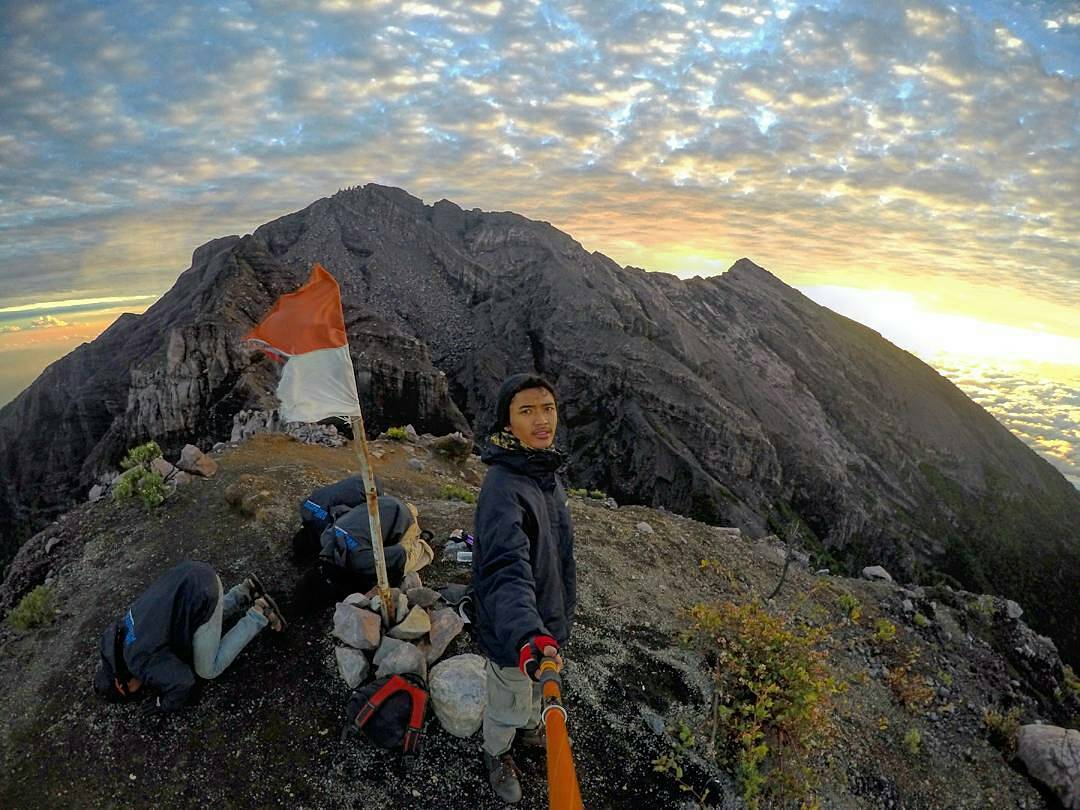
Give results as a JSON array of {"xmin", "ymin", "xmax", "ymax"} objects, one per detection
[
  {"xmin": 483, "ymin": 659, "xmax": 543, "ymax": 757},
  {"xmin": 191, "ymin": 576, "xmax": 268, "ymax": 680}
]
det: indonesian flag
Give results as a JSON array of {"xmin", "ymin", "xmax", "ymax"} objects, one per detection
[{"xmin": 243, "ymin": 263, "xmax": 362, "ymax": 423}]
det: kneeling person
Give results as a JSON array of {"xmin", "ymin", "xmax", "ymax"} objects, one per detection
[{"xmin": 93, "ymin": 560, "xmax": 285, "ymax": 713}]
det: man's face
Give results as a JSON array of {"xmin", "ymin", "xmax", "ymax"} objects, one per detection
[{"xmin": 508, "ymin": 387, "xmax": 558, "ymax": 450}]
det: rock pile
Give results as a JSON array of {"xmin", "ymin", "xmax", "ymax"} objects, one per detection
[{"xmin": 331, "ymin": 574, "xmax": 480, "ymax": 736}]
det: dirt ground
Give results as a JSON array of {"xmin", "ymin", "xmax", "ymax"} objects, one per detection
[{"xmin": 0, "ymin": 433, "xmax": 1064, "ymax": 808}]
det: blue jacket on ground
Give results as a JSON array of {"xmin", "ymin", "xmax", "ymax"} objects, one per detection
[
  {"xmin": 471, "ymin": 432, "xmax": 576, "ymax": 669},
  {"xmin": 96, "ymin": 560, "xmax": 218, "ymax": 711}
]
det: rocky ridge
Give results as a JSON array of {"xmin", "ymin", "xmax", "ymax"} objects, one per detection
[{"xmin": 0, "ymin": 183, "xmax": 1078, "ymax": 668}]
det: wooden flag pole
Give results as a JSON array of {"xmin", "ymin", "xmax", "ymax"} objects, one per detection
[{"xmin": 349, "ymin": 412, "xmax": 395, "ymax": 626}]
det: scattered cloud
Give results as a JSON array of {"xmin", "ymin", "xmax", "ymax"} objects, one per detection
[
  {"xmin": 28, "ymin": 315, "xmax": 69, "ymax": 329},
  {"xmin": 0, "ymin": 326, "xmax": 22, "ymax": 334}
]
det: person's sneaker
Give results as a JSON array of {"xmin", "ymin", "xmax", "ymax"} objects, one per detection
[
  {"xmin": 516, "ymin": 724, "xmax": 546, "ymax": 750},
  {"xmin": 483, "ymin": 750, "xmax": 523, "ymax": 804},
  {"xmin": 253, "ymin": 594, "xmax": 287, "ymax": 632}
]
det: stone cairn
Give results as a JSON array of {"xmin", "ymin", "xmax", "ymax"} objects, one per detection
[{"xmin": 331, "ymin": 572, "xmax": 486, "ymax": 738}]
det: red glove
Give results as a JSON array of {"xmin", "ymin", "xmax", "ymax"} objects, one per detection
[{"xmin": 519, "ymin": 634, "xmax": 559, "ymax": 681}]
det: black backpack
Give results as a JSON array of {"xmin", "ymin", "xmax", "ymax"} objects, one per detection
[{"xmin": 341, "ymin": 673, "xmax": 429, "ymax": 756}]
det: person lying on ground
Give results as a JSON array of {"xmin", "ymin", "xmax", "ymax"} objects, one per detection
[
  {"xmin": 471, "ymin": 373, "xmax": 576, "ymax": 805},
  {"xmin": 93, "ymin": 560, "xmax": 286, "ymax": 714}
]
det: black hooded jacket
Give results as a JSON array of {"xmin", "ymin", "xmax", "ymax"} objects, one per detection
[
  {"xmin": 96, "ymin": 560, "xmax": 218, "ymax": 711},
  {"xmin": 472, "ymin": 434, "xmax": 576, "ymax": 668}
]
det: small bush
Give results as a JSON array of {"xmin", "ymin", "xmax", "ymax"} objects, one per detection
[
  {"xmin": 873, "ymin": 618, "xmax": 897, "ymax": 643},
  {"xmin": 983, "ymin": 707, "xmax": 1021, "ymax": 756},
  {"xmin": 903, "ymin": 727, "xmax": 922, "ymax": 756},
  {"xmin": 886, "ymin": 650, "xmax": 934, "ymax": 713},
  {"xmin": 383, "ymin": 426, "xmax": 408, "ymax": 441},
  {"xmin": 1063, "ymin": 665, "xmax": 1080, "ymax": 700},
  {"xmin": 120, "ymin": 441, "xmax": 162, "ymax": 470},
  {"xmin": 587, "ymin": 489, "xmax": 605, "ymax": 499},
  {"xmin": 913, "ymin": 612, "xmax": 931, "ymax": 628},
  {"xmin": 681, "ymin": 600, "xmax": 841, "ymax": 809},
  {"xmin": 8, "ymin": 585, "xmax": 55, "ymax": 631},
  {"xmin": 438, "ymin": 483, "xmax": 477, "ymax": 503},
  {"xmin": 113, "ymin": 442, "xmax": 169, "ymax": 510},
  {"xmin": 568, "ymin": 488, "xmax": 589, "ymax": 498},
  {"xmin": 837, "ymin": 592, "xmax": 862, "ymax": 622}
]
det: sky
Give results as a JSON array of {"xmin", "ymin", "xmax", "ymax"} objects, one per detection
[{"xmin": 0, "ymin": 0, "xmax": 1077, "ymax": 483}]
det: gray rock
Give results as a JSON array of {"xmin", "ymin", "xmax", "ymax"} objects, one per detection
[
  {"xmin": 432, "ymin": 432, "xmax": 473, "ymax": 462},
  {"xmin": 44, "ymin": 536, "xmax": 62, "ymax": 554},
  {"xmin": 88, "ymin": 484, "xmax": 105, "ymax": 503},
  {"xmin": 374, "ymin": 638, "xmax": 427, "ymax": 680},
  {"xmin": 862, "ymin": 565, "xmax": 893, "ymax": 583},
  {"xmin": 424, "ymin": 608, "xmax": 465, "ymax": 664},
  {"xmin": 602, "ymin": 497, "xmax": 618, "ymax": 510},
  {"xmin": 335, "ymin": 646, "xmax": 370, "ymax": 688},
  {"xmin": 177, "ymin": 444, "xmax": 218, "ymax": 477},
  {"xmin": 369, "ymin": 591, "xmax": 410, "ymax": 623},
  {"xmin": 641, "ymin": 708, "xmax": 666, "ymax": 736},
  {"xmin": 636, "ymin": 521, "xmax": 654, "ymax": 534},
  {"xmin": 173, "ymin": 470, "xmax": 194, "ymax": 486},
  {"xmin": 1016, "ymin": 725, "xmax": 1080, "ymax": 808},
  {"xmin": 212, "ymin": 442, "xmax": 226, "ymax": 453},
  {"xmin": 388, "ymin": 605, "xmax": 432, "ymax": 640},
  {"xmin": 332, "ymin": 603, "xmax": 381, "ymax": 650},
  {"xmin": 1006, "ymin": 599, "xmax": 1024, "ymax": 620},
  {"xmin": 815, "ymin": 568, "xmax": 831, "ymax": 576},
  {"xmin": 407, "ymin": 586, "xmax": 442, "ymax": 609},
  {"xmin": 401, "ymin": 572, "xmax": 423, "ymax": 591},
  {"xmin": 902, "ymin": 599, "xmax": 915, "ymax": 613},
  {"xmin": 408, "ymin": 458, "xmax": 425, "ymax": 472},
  {"xmin": 344, "ymin": 592, "xmax": 371, "ymax": 608},
  {"xmin": 428, "ymin": 654, "xmax": 486, "ymax": 738},
  {"xmin": 404, "ymin": 424, "xmax": 419, "ymax": 443}
]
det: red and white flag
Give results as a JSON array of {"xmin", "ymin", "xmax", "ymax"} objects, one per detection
[{"xmin": 243, "ymin": 263, "xmax": 362, "ymax": 423}]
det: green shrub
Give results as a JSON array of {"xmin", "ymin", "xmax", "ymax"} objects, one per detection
[
  {"xmin": 438, "ymin": 483, "xmax": 477, "ymax": 503},
  {"xmin": 8, "ymin": 585, "xmax": 55, "ymax": 631},
  {"xmin": 587, "ymin": 489, "xmax": 605, "ymax": 500},
  {"xmin": 1063, "ymin": 665, "xmax": 1080, "ymax": 700},
  {"xmin": 383, "ymin": 426, "xmax": 408, "ymax": 441},
  {"xmin": 873, "ymin": 618, "xmax": 897, "ymax": 643},
  {"xmin": 903, "ymin": 727, "xmax": 922, "ymax": 756},
  {"xmin": 837, "ymin": 591, "xmax": 862, "ymax": 622},
  {"xmin": 113, "ymin": 442, "xmax": 169, "ymax": 509},
  {"xmin": 119, "ymin": 441, "xmax": 162, "ymax": 470},
  {"xmin": 983, "ymin": 707, "xmax": 1021, "ymax": 755},
  {"xmin": 913, "ymin": 612, "xmax": 931, "ymax": 628},
  {"xmin": 681, "ymin": 600, "xmax": 841, "ymax": 809},
  {"xmin": 568, "ymin": 488, "xmax": 589, "ymax": 498}
]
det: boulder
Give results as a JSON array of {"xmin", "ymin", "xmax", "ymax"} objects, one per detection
[
  {"xmin": 401, "ymin": 572, "xmax": 423, "ymax": 591},
  {"xmin": 344, "ymin": 592, "xmax": 371, "ymax": 608},
  {"xmin": 1016, "ymin": 725, "xmax": 1080, "ymax": 808},
  {"xmin": 373, "ymin": 637, "xmax": 427, "ymax": 680},
  {"xmin": 408, "ymin": 458, "xmax": 425, "ymax": 472},
  {"xmin": 862, "ymin": 565, "xmax": 893, "ymax": 583},
  {"xmin": 428, "ymin": 654, "xmax": 486, "ymax": 738},
  {"xmin": 332, "ymin": 603, "xmax": 381, "ymax": 650},
  {"xmin": 636, "ymin": 521, "xmax": 654, "ymax": 535},
  {"xmin": 407, "ymin": 586, "xmax": 442, "ymax": 609},
  {"xmin": 177, "ymin": 444, "xmax": 218, "ymax": 477},
  {"xmin": 432, "ymin": 432, "xmax": 473, "ymax": 462},
  {"xmin": 88, "ymin": 484, "xmax": 105, "ymax": 503},
  {"xmin": 424, "ymin": 608, "xmax": 465, "ymax": 664},
  {"xmin": 150, "ymin": 457, "xmax": 178, "ymax": 480},
  {"xmin": 404, "ymin": 424, "xmax": 419, "ymax": 443},
  {"xmin": 369, "ymin": 590, "xmax": 410, "ymax": 623},
  {"xmin": 335, "ymin": 646, "xmax": 370, "ymax": 688},
  {"xmin": 1005, "ymin": 599, "xmax": 1024, "ymax": 620},
  {"xmin": 388, "ymin": 606, "xmax": 432, "ymax": 640}
]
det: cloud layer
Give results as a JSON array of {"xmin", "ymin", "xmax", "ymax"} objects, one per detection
[{"xmin": 1, "ymin": 0, "xmax": 1076, "ymax": 312}]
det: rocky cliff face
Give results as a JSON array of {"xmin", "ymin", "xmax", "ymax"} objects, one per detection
[{"xmin": 1, "ymin": 183, "xmax": 1078, "ymax": 664}]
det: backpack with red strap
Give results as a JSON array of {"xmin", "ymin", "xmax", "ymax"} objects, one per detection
[{"xmin": 341, "ymin": 673, "xmax": 429, "ymax": 757}]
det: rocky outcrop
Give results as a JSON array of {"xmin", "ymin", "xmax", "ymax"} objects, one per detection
[
  {"xmin": 1, "ymin": 183, "xmax": 1078, "ymax": 665},
  {"xmin": 1016, "ymin": 725, "xmax": 1080, "ymax": 808}
]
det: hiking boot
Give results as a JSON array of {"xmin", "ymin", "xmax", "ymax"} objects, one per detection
[
  {"xmin": 483, "ymin": 750, "xmax": 523, "ymax": 804},
  {"xmin": 516, "ymin": 723, "xmax": 546, "ymax": 750},
  {"xmin": 253, "ymin": 594, "xmax": 287, "ymax": 632}
]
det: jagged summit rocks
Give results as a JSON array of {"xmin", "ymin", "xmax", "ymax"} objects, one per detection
[{"xmin": 0, "ymin": 182, "xmax": 1078, "ymax": 668}]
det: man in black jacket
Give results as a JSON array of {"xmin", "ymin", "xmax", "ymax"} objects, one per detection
[
  {"xmin": 472, "ymin": 373, "xmax": 576, "ymax": 804},
  {"xmin": 93, "ymin": 560, "xmax": 285, "ymax": 714}
]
